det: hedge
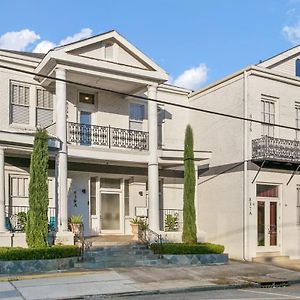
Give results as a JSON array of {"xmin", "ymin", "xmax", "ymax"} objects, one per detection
[
  {"xmin": 0, "ymin": 246, "xmax": 80, "ymax": 261},
  {"xmin": 150, "ymin": 243, "xmax": 225, "ymax": 255}
]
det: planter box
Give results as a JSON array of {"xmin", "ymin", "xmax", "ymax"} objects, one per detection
[
  {"xmin": 164, "ymin": 253, "xmax": 228, "ymax": 265},
  {"xmin": 0, "ymin": 256, "xmax": 78, "ymax": 274}
]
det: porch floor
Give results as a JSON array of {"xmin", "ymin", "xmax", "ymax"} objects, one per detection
[{"xmin": 85, "ymin": 235, "xmax": 135, "ymax": 247}]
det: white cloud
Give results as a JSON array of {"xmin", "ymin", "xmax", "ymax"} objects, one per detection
[
  {"xmin": 173, "ymin": 64, "xmax": 208, "ymax": 90},
  {"xmin": 33, "ymin": 40, "xmax": 56, "ymax": 53},
  {"xmin": 0, "ymin": 29, "xmax": 40, "ymax": 51},
  {"xmin": 59, "ymin": 28, "xmax": 92, "ymax": 45},
  {"xmin": 33, "ymin": 28, "xmax": 93, "ymax": 53},
  {"xmin": 282, "ymin": 21, "xmax": 300, "ymax": 44}
]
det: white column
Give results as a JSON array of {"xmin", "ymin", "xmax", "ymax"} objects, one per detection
[
  {"xmin": 56, "ymin": 68, "xmax": 68, "ymax": 232},
  {"xmin": 0, "ymin": 148, "xmax": 7, "ymax": 233},
  {"xmin": 147, "ymin": 84, "xmax": 159, "ymax": 232}
]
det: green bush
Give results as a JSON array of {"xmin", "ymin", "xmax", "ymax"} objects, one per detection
[
  {"xmin": 0, "ymin": 246, "xmax": 80, "ymax": 261},
  {"xmin": 150, "ymin": 243, "xmax": 225, "ymax": 255}
]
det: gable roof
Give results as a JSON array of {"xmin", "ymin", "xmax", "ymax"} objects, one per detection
[
  {"xmin": 257, "ymin": 44, "xmax": 300, "ymax": 68},
  {"xmin": 0, "ymin": 49, "xmax": 45, "ymax": 59}
]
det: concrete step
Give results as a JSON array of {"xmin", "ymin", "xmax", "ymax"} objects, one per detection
[
  {"xmin": 85, "ymin": 254, "xmax": 160, "ymax": 263},
  {"xmin": 253, "ymin": 256, "xmax": 290, "ymax": 263}
]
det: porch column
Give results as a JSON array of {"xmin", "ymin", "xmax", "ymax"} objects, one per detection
[
  {"xmin": 147, "ymin": 84, "xmax": 160, "ymax": 232},
  {"xmin": 56, "ymin": 68, "xmax": 68, "ymax": 232},
  {"xmin": 0, "ymin": 147, "xmax": 7, "ymax": 233}
]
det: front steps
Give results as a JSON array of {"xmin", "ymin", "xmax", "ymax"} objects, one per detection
[
  {"xmin": 253, "ymin": 255, "xmax": 290, "ymax": 264},
  {"xmin": 75, "ymin": 241, "xmax": 168, "ymax": 269}
]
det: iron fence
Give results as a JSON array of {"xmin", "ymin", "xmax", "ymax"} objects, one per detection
[
  {"xmin": 252, "ymin": 135, "xmax": 300, "ymax": 163},
  {"xmin": 68, "ymin": 122, "xmax": 149, "ymax": 150},
  {"xmin": 160, "ymin": 209, "xmax": 183, "ymax": 232}
]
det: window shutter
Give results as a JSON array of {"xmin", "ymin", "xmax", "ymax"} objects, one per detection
[{"xmin": 36, "ymin": 89, "xmax": 54, "ymax": 128}]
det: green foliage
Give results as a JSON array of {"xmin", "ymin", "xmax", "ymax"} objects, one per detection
[
  {"xmin": 164, "ymin": 214, "xmax": 178, "ymax": 232},
  {"xmin": 68, "ymin": 215, "xmax": 83, "ymax": 224},
  {"xmin": 130, "ymin": 217, "xmax": 141, "ymax": 224},
  {"xmin": 182, "ymin": 125, "xmax": 197, "ymax": 244},
  {"xmin": 26, "ymin": 128, "xmax": 49, "ymax": 248},
  {"xmin": 0, "ymin": 246, "xmax": 80, "ymax": 261},
  {"xmin": 130, "ymin": 217, "xmax": 148, "ymax": 230},
  {"xmin": 150, "ymin": 243, "xmax": 224, "ymax": 255},
  {"xmin": 17, "ymin": 212, "xmax": 27, "ymax": 232}
]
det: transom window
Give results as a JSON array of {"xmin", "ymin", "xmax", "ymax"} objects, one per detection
[
  {"xmin": 261, "ymin": 98, "xmax": 275, "ymax": 137},
  {"xmin": 10, "ymin": 83, "xmax": 30, "ymax": 124},
  {"xmin": 256, "ymin": 184, "xmax": 278, "ymax": 198},
  {"xmin": 79, "ymin": 92, "xmax": 95, "ymax": 105}
]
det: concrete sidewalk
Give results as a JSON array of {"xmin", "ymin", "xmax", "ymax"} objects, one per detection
[{"xmin": 1, "ymin": 260, "xmax": 300, "ymax": 299}]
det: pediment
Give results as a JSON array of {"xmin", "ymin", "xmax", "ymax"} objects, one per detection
[{"xmin": 53, "ymin": 31, "xmax": 165, "ymax": 73}]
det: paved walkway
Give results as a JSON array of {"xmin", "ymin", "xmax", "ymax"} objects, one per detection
[{"xmin": 1, "ymin": 261, "xmax": 300, "ymax": 299}]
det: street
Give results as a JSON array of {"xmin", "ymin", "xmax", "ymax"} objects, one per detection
[{"xmin": 104, "ymin": 284, "xmax": 300, "ymax": 300}]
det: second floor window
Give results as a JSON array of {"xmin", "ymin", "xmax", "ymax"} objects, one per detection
[
  {"xmin": 36, "ymin": 89, "xmax": 54, "ymax": 128},
  {"xmin": 261, "ymin": 99, "xmax": 275, "ymax": 137},
  {"xmin": 10, "ymin": 83, "xmax": 30, "ymax": 124},
  {"xmin": 296, "ymin": 59, "xmax": 300, "ymax": 77},
  {"xmin": 296, "ymin": 105, "xmax": 300, "ymax": 140},
  {"xmin": 129, "ymin": 103, "xmax": 145, "ymax": 131}
]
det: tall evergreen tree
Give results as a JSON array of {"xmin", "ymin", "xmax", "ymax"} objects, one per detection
[
  {"xmin": 182, "ymin": 124, "xmax": 197, "ymax": 244},
  {"xmin": 26, "ymin": 128, "xmax": 49, "ymax": 248}
]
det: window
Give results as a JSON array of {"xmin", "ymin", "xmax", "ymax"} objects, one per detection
[
  {"xmin": 36, "ymin": 89, "xmax": 53, "ymax": 128},
  {"xmin": 296, "ymin": 105, "xmax": 300, "ymax": 140},
  {"xmin": 129, "ymin": 103, "xmax": 145, "ymax": 131},
  {"xmin": 124, "ymin": 179, "xmax": 130, "ymax": 216},
  {"xmin": 90, "ymin": 177, "xmax": 97, "ymax": 216},
  {"xmin": 296, "ymin": 59, "xmax": 300, "ymax": 77},
  {"xmin": 157, "ymin": 105, "xmax": 165, "ymax": 147},
  {"xmin": 256, "ymin": 184, "xmax": 278, "ymax": 198},
  {"xmin": 10, "ymin": 83, "xmax": 30, "ymax": 124},
  {"xmin": 79, "ymin": 92, "xmax": 95, "ymax": 105},
  {"xmin": 261, "ymin": 98, "xmax": 275, "ymax": 137},
  {"xmin": 100, "ymin": 178, "xmax": 121, "ymax": 189}
]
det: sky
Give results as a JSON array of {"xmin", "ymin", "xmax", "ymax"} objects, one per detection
[{"xmin": 0, "ymin": 0, "xmax": 300, "ymax": 90}]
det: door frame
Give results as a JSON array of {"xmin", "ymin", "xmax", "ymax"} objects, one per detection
[{"xmin": 256, "ymin": 192, "xmax": 281, "ymax": 253}]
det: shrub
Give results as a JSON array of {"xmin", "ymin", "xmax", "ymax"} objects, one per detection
[
  {"xmin": 150, "ymin": 243, "xmax": 225, "ymax": 255},
  {"xmin": 0, "ymin": 246, "xmax": 80, "ymax": 261},
  {"xmin": 164, "ymin": 214, "xmax": 178, "ymax": 232},
  {"xmin": 68, "ymin": 215, "xmax": 83, "ymax": 224}
]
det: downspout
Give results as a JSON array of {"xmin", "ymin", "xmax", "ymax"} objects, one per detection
[{"xmin": 243, "ymin": 71, "xmax": 248, "ymax": 261}]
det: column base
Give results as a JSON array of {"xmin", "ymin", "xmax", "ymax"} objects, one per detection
[
  {"xmin": 0, "ymin": 232, "xmax": 12, "ymax": 247},
  {"xmin": 54, "ymin": 231, "xmax": 74, "ymax": 246}
]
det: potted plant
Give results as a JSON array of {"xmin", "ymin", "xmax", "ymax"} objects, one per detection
[
  {"xmin": 130, "ymin": 217, "xmax": 141, "ymax": 241},
  {"xmin": 68, "ymin": 215, "xmax": 83, "ymax": 237}
]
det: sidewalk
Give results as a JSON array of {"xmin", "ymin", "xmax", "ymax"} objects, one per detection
[{"xmin": 1, "ymin": 260, "xmax": 300, "ymax": 299}]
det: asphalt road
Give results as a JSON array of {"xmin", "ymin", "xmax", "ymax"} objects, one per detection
[{"xmin": 102, "ymin": 284, "xmax": 300, "ymax": 300}]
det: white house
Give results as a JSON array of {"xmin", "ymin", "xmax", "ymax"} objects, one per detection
[
  {"xmin": 190, "ymin": 45, "xmax": 300, "ymax": 261},
  {"xmin": 0, "ymin": 31, "xmax": 210, "ymax": 246}
]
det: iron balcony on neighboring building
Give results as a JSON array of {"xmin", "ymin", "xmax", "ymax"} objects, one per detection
[
  {"xmin": 252, "ymin": 135, "xmax": 300, "ymax": 163},
  {"xmin": 68, "ymin": 122, "xmax": 149, "ymax": 151}
]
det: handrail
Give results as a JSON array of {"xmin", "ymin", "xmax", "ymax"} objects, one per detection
[{"xmin": 139, "ymin": 226, "xmax": 163, "ymax": 258}]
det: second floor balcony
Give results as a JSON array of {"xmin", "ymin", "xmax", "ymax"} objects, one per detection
[
  {"xmin": 68, "ymin": 122, "xmax": 149, "ymax": 151},
  {"xmin": 252, "ymin": 135, "xmax": 300, "ymax": 163}
]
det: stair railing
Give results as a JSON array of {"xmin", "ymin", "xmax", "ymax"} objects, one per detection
[{"xmin": 139, "ymin": 226, "xmax": 163, "ymax": 258}]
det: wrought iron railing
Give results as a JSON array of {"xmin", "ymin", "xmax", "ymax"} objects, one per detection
[
  {"xmin": 139, "ymin": 227, "xmax": 163, "ymax": 258},
  {"xmin": 68, "ymin": 122, "xmax": 149, "ymax": 150},
  {"xmin": 160, "ymin": 209, "xmax": 183, "ymax": 232},
  {"xmin": 5, "ymin": 205, "xmax": 56, "ymax": 232},
  {"xmin": 252, "ymin": 136, "xmax": 300, "ymax": 163}
]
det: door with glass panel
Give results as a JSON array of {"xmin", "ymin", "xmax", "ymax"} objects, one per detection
[
  {"xmin": 257, "ymin": 184, "xmax": 280, "ymax": 251},
  {"xmin": 99, "ymin": 178, "xmax": 123, "ymax": 234},
  {"xmin": 80, "ymin": 111, "xmax": 91, "ymax": 145}
]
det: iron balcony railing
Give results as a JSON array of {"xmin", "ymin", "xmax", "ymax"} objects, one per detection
[
  {"xmin": 68, "ymin": 122, "xmax": 149, "ymax": 151},
  {"xmin": 160, "ymin": 209, "xmax": 183, "ymax": 232},
  {"xmin": 5, "ymin": 205, "xmax": 56, "ymax": 232},
  {"xmin": 252, "ymin": 135, "xmax": 300, "ymax": 163}
]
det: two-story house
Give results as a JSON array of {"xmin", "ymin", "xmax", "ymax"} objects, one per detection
[
  {"xmin": 190, "ymin": 45, "xmax": 300, "ymax": 261},
  {"xmin": 0, "ymin": 31, "xmax": 210, "ymax": 246}
]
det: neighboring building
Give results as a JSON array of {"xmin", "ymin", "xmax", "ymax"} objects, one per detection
[
  {"xmin": 190, "ymin": 45, "xmax": 300, "ymax": 260},
  {"xmin": 0, "ymin": 31, "xmax": 210, "ymax": 246}
]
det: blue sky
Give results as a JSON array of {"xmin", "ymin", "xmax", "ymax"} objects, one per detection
[{"xmin": 1, "ymin": 0, "xmax": 300, "ymax": 90}]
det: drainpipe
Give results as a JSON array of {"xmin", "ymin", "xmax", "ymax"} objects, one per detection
[{"xmin": 243, "ymin": 71, "xmax": 249, "ymax": 261}]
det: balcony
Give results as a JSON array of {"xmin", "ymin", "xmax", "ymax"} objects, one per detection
[
  {"xmin": 68, "ymin": 122, "xmax": 149, "ymax": 151},
  {"xmin": 252, "ymin": 136, "xmax": 300, "ymax": 163}
]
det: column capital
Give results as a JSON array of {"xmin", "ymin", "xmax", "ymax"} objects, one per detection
[
  {"xmin": 55, "ymin": 68, "xmax": 66, "ymax": 79},
  {"xmin": 147, "ymin": 83, "xmax": 158, "ymax": 93}
]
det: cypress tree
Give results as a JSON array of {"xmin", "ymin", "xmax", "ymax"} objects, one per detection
[
  {"xmin": 182, "ymin": 124, "xmax": 197, "ymax": 244},
  {"xmin": 26, "ymin": 128, "xmax": 49, "ymax": 248}
]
